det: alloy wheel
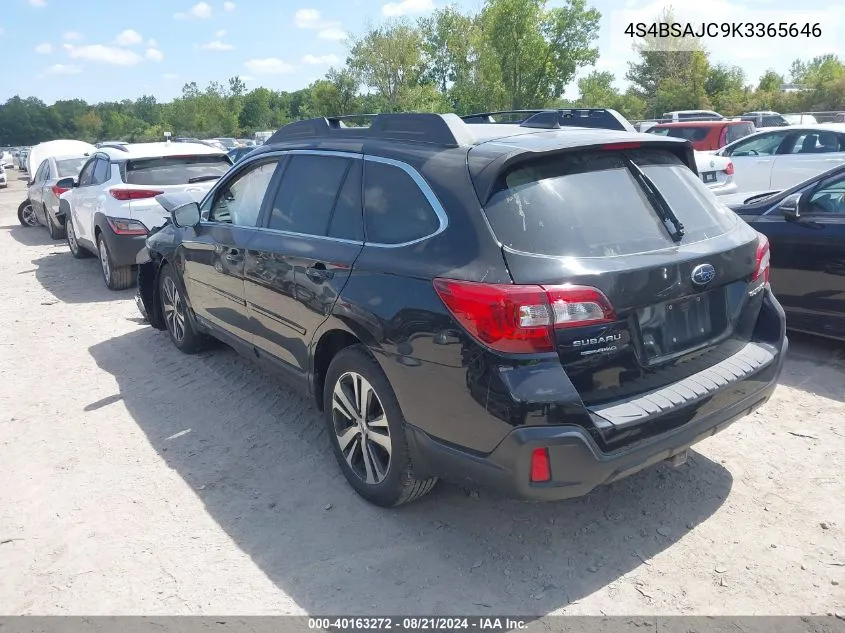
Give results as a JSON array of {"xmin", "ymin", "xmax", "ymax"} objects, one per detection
[
  {"xmin": 67, "ymin": 219, "xmax": 79, "ymax": 254},
  {"xmin": 331, "ymin": 371, "xmax": 392, "ymax": 485},
  {"xmin": 98, "ymin": 238, "xmax": 111, "ymax": 282},
  {"xmin": 22, "ymin": 204, "xmax": 38, "ymax": 227},
  {"xmin": 161, "ymin": 276, "xmax": 187, "ymax": 342}
]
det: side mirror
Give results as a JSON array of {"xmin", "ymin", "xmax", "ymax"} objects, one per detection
[
  {"xmin": 156, "ymin": 192, "xmax": 201, "ymax": 228},
  {"xmin": 778, "ymin": 192, "xmax": 803, "ymax": 221},
  {"xmin": 56, "ymin": 177, "xmax": 75, "ymax": 190}
]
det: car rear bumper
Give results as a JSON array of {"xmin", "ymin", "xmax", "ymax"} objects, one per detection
[
  {"xmin": 407, "ymin": 291, "xmax": 787, "ymax": 502},
  {"xmin": 709, "ymin": 181, "xmax": 738, "ymax": 196}
]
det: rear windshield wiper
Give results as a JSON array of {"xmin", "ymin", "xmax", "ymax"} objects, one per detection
[
  {"xmin": 187, "ymin": 175, "xmax": 222, "ymax": 183},
  {"xmin": 623, "ymin": 157, "xmax": 685, "ymax": 242}
]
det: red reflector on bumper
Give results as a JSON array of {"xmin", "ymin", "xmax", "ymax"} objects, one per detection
[{"xmin": 530, "ymin": 448, "xmax": 551, "ymax": 483}]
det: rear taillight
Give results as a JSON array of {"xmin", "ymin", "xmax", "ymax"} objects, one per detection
[
  {"xmin": 51, "ymin": 185, "xmax": 68, "ymax": 197},
  {"xmin": 530, "ymin": 448, "xmax": 551, "ymax": 483},
  {"xmin": 724, "ymin": 161, "xmax": 735, "ymax": 176},
  {"xmin": 432, "ymin": 279, "xmax": 615, "ymax": 354},
  {"xmin": 109, "ymin": 188, "xmax": 164, "ymax": 201},
  {"xmin": 106, "ymin": 217, "xmax": 149, "ymax": 236},
  {"xmin": 749, "ymin": 232, "xmax": 770, "ymax": 295},
  {"xmin": 601, "ymin": 142, "xmax": 641, "ymax": 151}
]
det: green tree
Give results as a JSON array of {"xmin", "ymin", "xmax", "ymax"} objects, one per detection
[
  {"xmin": 480, "ymin": 0, "xmax": 600, "ymax": 109},
  {"xmin": 757, "ymin": 70, "xmax": 783, "ymax": 92}
]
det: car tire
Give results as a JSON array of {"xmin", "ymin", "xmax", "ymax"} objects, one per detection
[
  {"xmin": 65, "ymin": 214, "xmax": 92, "ymax": 259},
  {"xmin": 17, "ymin": 200, "xmax": 39, "ymax": 227},
  {"xmin": 97, "ymin": 233, "xmax": 134, "ymax": 291},
  {"xmin": 158, "ymin": 263, "xmax": 208, "ymax": 354},
  {"xmin": 323, "ymin": 345, "xmax": 437, "ymax": 507},
  {"xmin": 44, "ymin": 206, "xmax": 66, "ymax": 240}
]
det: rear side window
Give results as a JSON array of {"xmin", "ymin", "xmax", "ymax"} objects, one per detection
[
  {"xmin": 125, "ymin": 155, "xmax": 231, "ymax": 186},
  {"xmin": 482, "ymin": 149, "xmax": 738, "ymax": 258},
  {"xmin": 268, "ymin": 154, "xmax": 352, "ymax": 236},
  {"xmin": 56, "ymin": 157, "xmax": 87, "ymax": 178},
  {"xmin": 663, "ymin": 127, "xmax": 710, "ymax": 142},
  {"xmin": 364, "ymin": 160, "xmax": 440, "ymax": 244}
]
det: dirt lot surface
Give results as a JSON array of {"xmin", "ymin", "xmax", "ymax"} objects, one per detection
[{"xmin": 0, "ymin": 173, "xmax": 843, "ymax": 616}]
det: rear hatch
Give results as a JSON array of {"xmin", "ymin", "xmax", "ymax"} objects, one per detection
[
  {"xmin": 470, "ymin": 141, "xmax": 769, "ymax": 432},
  {"xmin": 113, "ymin": 154, "xmax": 232, "ymax": 230}
]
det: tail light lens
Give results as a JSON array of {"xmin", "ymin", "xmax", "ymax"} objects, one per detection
[
  {"xmin": 109, "ymin": 188, "xmax": 164, "ymax": 201},
  {"xmin": 749, "ymin": 232, "xmax": 770, "ymax": 295},
  {"xmin": 724, "ymin": 161, "xmax": 735, "ymax": 176},
  {"xmin": 432, "ymin": 278, "xmax": 615, "ymax": 354},
  {"xmin": 530, "ymin": 448, "xmax": 551, "ymax": 483},
  {"xmin": 106, "ymin": 217, "xmax": 149, "ymax": 236},
  {"xmin": 51, "ymin": 185, "xmax": 69, "ymax": 197}
]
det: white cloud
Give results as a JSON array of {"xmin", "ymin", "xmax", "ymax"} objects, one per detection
[
  {"xmin": 63, "ymin": 31, "xmax": 83, "ymax": 41},
  {"xmin": 302, "ymin": 53, "xmax": 340, "ymax": 65},
  {"xmin": 114, "ymin": 29, "xmax": 143, "ymax": 46},
  {"xmin": 382, "ymin": 0, "xmax": 434, "ymax": 17},
  {"xmin": 147, "ymin": 38, "xmax": 157, "ymax": 47},
  {"xmin": 47, "ymin": 64, "xmax": 81, "ymax": 75},
  {"xmin": 223, "ymin": 1, "xmax": 236, "ymax": 10},
  {"xmin": 215, "ymin": 29, "xmax": 226, "ymax": 37},
  {"xmin": 35, "ymin": 42, "xmax": 53, "ymax": 54},
  {"xmin": 175, "ymin": 1, "xmax": 212, "ymax": 19},
  {"xmin": 65, "ymin": 44, "xmax": 144, "ymax": 66},
  {"xmin": 146, "ymin": 48, "xmax": 164, "ymax": 62},
  {"xmin": 201, "ymin": 40, "xmax": 234, "ymax": 50},
  {"xmin": 29, "ymin": 0, "xmax": 47, "ymax": 7},
  {"xmin": 319, "ymin": 27, "xmax": 347, "ymax": 40},
  {"xmin": 163, "ymin": 72, "xmax": 179, "ymax": 80},
  {"xmin": 241, "ymin": 75, "xmax": 254, "ymax": 81},
  {"xmin": 245, "ymin": 57, "xmax": 296, "ymax": 75}
]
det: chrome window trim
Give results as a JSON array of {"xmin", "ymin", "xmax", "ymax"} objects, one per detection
[{"xmin": 198, "ymin": 148, "xmax": 449, "ymax": 248}]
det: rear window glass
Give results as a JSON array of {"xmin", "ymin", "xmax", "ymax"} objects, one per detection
[
  {"xmin": 125, "ymin": 155, "xmax": 231, "ymax": 186},
  {"xmin": 56, "ymin": 158, "xmax": 87, "ymax": 177},
  {"xmin": 482, "ymin": 149, "xmax": 738, "ymax": 258},
  {"xmin": 726, "ymin": 123, "xmax": 754, "ymax": 144}
]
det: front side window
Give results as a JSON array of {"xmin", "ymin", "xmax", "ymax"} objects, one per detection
[
  {"xmin": 364, "ymin": 160, "xmax": 441, "ymax": 245},
  {"xmin": 807, "ymin": 177, "xmax": 845, "ymax": 215},
  {"xmin": 91, "ymin": 158, "xmax": 110, "ymax": 185},
  {"xmin": 77, "ymin": 158, "xmax": 97, "ymax": 186},
  {"xmin": 209, "ymin": 160, "xmax": 278, "ymax": 227},
  {"xmin": 725, "ymin": 132, "xmax": 788, "ymax": 157},
  {"xmin": 34, "ymin": 160, "xmax": 48, "ymax": 183}
]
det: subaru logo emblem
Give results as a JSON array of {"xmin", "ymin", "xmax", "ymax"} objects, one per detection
[{"xmin": 691, "ymin": 263, "xmax": 716, "ymax": 286}]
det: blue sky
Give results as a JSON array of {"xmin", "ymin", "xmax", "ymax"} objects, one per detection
[{"xmin": 0, "ymin": 0, "xmax": 842, "ymax": 105}]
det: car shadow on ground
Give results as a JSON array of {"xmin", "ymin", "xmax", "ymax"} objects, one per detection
[
  {"xmin": 778, "ymin": 332, "xmax": 845, "ymax": 404},
  {"xmin": 5, "ymin": 224, "xmax": 57, "ymax": 247},
  {"xmin": 89, "ymin": 327, "xmax": 733, "ymax": 615},
  {"xmin": 29, "ymin": 250, "xmax": 135, "ymax": 304}
]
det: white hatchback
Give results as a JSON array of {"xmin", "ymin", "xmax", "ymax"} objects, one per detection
[
  {"xmin": 713, "ymin": 124, "xmax": 845, "ymax": 192},
  {"xmin": 58, "ymin": 142, "xmax": 232, "ymax": 290}
]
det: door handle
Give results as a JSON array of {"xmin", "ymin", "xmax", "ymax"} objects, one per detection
[
  {"xmin": 225, "ymin": 248, "xmax": 243, "ymax": 263},
  {"xmin": 306, "ymin": 263, "xmax": 334, "ymax": 282}
]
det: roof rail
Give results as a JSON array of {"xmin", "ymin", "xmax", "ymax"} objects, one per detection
[
  {"xmin": 462, "ymin": 108, "xmax": 636, "ymax": 133},
  {"xmin": 266, "ymin": 113, "xmax": 476, "ymax": 148},
  {"xmin": 97, "ymin": 143, "xmax": 129, "ymax": 152}
]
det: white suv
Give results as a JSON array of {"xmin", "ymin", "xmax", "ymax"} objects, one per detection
[{"xmin": 57, "ymin": 142, "xmax": 232, "ymax": 290}]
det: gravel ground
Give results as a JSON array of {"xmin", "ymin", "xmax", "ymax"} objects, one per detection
[{"xmin": 0, "ymin": 173, "xmax": 843, "ymax": 616}]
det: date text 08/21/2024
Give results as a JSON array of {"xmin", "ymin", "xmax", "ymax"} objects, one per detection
[{"xmin": 624, "ymin": 22, "xmax": 822, "ymax": 39}]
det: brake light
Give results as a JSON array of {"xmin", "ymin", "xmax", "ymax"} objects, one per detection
[
  {"xmin": 749, "ymin": 232, "xmax": 770, "ymax": 295},
  {"xmin": 51, "ymin": 185, "xmax": 69, "ymax": 197},
  {"xmin": 432, "ymin": 279, "xmax": 615, "ymax": 354},
  {"xmin": 724, "ymin": 161, "xmax": 735, "ymax": 176},
  {"xmin": 106, "ymin": 217, "xmax": 149, "ymax": 236},
  {"xmin": 530, "ymin": 448, "xmax": 551, "ymax": 483},
  {"xmin": 109, "ymin": 188, "xmax": 164, "ymax": 201},
  {"xmin": 601, "ymin": 142, "xmax": 641, "ymax": 151}
]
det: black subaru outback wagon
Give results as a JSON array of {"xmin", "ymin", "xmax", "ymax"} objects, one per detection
[{"xmin": 136, "ymin": 109, "xmax": 787, "ymax": 507}]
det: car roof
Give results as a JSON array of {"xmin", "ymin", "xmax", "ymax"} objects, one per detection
[{"xmin": 98, "ymin": 141, "xmax": 228, "ymax": 160}]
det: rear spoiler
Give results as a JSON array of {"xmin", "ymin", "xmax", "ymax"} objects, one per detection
[{"xmin": 468, "ymin": 137, "xmax": 696, "ymax": 206}]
